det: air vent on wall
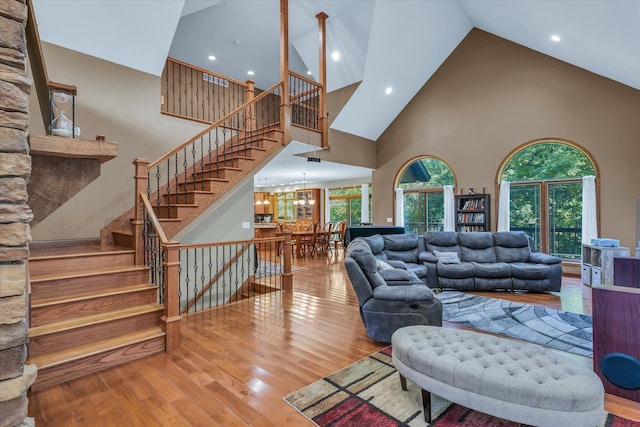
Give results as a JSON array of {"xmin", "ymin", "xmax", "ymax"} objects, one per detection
[{"xmin": 203, "ymin": 73, "xmax": 229, "ymax": 88}]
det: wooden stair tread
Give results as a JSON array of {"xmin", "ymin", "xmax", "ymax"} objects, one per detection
[
  {"xmin": 29, "ymin": 249, "xmax": 134, "ymax": 262},
  {"xmin": 32, "ymin": 284, "xmax": 157, "ymax": 308},
  {"xmin": 29, "ymin": 303, "xmax": 163, "ymax": 338},
  {"xmin": 177, "ymin": 177, "xmax": 230, "ymax": 184},
  {"xmin": 30, "ymin": 265, "xmax": 149, "ymax": 282},
  {"xmin": 28, "ymin": 327, "xmax": 165, "ymax": 368}
]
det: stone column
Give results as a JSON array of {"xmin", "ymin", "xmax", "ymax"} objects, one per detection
[{"xmin": 0, "ymin": 1, "xmax": 37, "ymax": 426}]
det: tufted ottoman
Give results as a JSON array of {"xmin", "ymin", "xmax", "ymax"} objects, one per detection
[{"xmin": 391, "ymin": 325, "xmax": 604, "ymax": 427}]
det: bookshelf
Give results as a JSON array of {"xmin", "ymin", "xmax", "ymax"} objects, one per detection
[{"xmin": 455, "ymin": 194, "xmax": 490, "ymax": 232}]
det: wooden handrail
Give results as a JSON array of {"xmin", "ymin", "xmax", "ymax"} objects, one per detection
[
  {"xmin": 288, "ymin": 70, "xmax": 322, "ymax": 87},
  {"xmin": 25, "ymin": 0, "xmax": 50, "ymax": 132},
  {"xmin": 148, "ymin": 80, "xmax": 284, "ymax": 170},
  {"xmin": 166, "ymin": 56, "xmax": 249, "ymax": 88},
  {"xmin": 139, "ymin": 192, "xmax": 170, "ymax": 244}
]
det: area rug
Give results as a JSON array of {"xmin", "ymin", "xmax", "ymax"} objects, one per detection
[
  {"xmin": 437, "ymin": 291, "xmax": 593, "ymax": 357},
  {"xmin": 255, "ymin": 261, "xmax": 302, "ymax": 278},
  {"xmin": 284, "ymin": 348, "xmax": 637, "ymax": 427}
]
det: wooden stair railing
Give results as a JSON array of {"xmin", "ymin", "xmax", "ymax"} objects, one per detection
[
  {"xmin": 128, "ymin": 81, "xmax": 287, "ymax": 259},
  {"xmin": 139, "ymin": 192, "xmax": 181, "ymax": 350}
]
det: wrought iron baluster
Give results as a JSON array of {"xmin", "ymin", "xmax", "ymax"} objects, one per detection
[
  {"xmin": 198, "ymin": 136, "xmax": 204, "ymax": 192},
  {"xmin": 178, "ymin": 250, "xmax": 183, "ymax": 311},
  {"xmin": 221, "ymin": 246, "xmax": 227, "ymax": 304},
  {"xmin": 207, "ymin": 132, "xmax": 212, "ymax": 179},
  {"xmin": 208, "ymin": 247, "xmax": 213, "ymax": 308},
  {"xmin": 184, "ymin": 249, "xmax": 190, "ymax": 314},
  {"xmin": 192, "ymin": 248, "xmax": 199, "ymax": 312},
  {"xmin": 165, "ymin": 158, "xmax": 171, "ymax": 217},
  {"xmin": 182, "ymin": 147, "xmax": 188, "ymax": 200},
  {"xmin": 155, "ymin": 166, "xmax": 161, "ymax": 208}
]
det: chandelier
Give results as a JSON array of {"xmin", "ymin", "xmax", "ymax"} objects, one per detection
[{"xmin": 293, "ymin": 173, "xmax": 315, "ymax": 206}]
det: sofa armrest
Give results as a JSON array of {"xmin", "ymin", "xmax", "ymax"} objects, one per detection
[
  {"xmin": 528, "ymin": 252, "xmax": 561, "ymax": 265},
  {"xmin": 379, "ymin": 268, "xmax": 420, "ymax": 286},
  {"xmin": 419, "ymin": 251, "xmax": 438, "ymax": 263},
  {"xmin": 386, "ymin": 260, "xmax": 408, "ymax": 269},
  {"xmin": 373, "ymin": 284, "xmax": 435, "ymax": 301}
]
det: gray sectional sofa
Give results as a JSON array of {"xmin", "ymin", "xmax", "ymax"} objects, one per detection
[
  {"xmin": 421, "ymin": 231, "xmax": 562, "ymax": 292},
  {"xmin": 344, "ymin": 231, "xmax": 562, "ymax": 342},
  {"xmin": 348, "ymin": 231, "xmax": 562, "ymax": 293}
]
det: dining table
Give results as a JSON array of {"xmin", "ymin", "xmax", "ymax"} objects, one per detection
[{"xmin": 279, "ymin": 230, "xmax": 331, "ymax": 258}]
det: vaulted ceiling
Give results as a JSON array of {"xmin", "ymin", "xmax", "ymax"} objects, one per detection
[{"xmin": 33, "ymin": 0, "xmax": 640, "ymax": 186}]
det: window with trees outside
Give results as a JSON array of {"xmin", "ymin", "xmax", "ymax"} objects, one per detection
[
  {"xmin": 329, "ymin": 186, "xmax": 372, "ymax": 226},
  {"xmin": 398, "ymin": 157, "xmax": 455, "ymax": 235},
  {"xmin": 499, "ymin": 140, "xmax": 596, "ymax": 260}
]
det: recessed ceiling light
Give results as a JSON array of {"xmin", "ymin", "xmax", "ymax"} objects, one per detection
[
  {"xmin": 385, "ymin": 86, "xmax": 393, "ymax": 95},
  {"xmin": 247, "ymin": 70, "xmax": 254, "ymax": 76},
  {"xmin": 306, "ymin": 70, "xmax": 312, "ymax": 75},
  {"xmin": 550, "ymin": 34, "xmax": 561, "ymax": 42},
  {"xmin": 208, "ymin": 55, "xmax": 216, "ymax": 61},
  {"xmin": 331, "ymin": 51, "xmax": 340, "ymax": 61}
]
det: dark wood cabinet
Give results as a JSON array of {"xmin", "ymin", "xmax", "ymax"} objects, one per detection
[
  {"xmin": 614, "ymin": 256, "xmax": 640, "ymax": 288},
  {"xmin": 455, "ymin": 194, "xmax": 490, "ymax": 232},
  {"xmin": 592, "ymin": 284, "xmax": 640, "ymax": 402}
]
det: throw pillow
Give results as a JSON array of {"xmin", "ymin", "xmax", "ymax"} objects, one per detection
[
  {"xmin": 376, "ymin": 259, "xmax": 394, "ymax": 271},
  {"xmin": 433, "ymin": 250, "xmax": 461, "ymax": 264}
]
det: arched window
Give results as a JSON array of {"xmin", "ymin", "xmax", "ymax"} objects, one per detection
[
  {"xmin": 498, "ymin": 139, "xmax": 596, "ymax": 259},
  {"xmin": 396, "ymin": 156, "xmax": 455, "ymax": 234}
]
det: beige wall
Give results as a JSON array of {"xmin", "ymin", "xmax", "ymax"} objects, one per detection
[
  {"xmin": 29, "ymin": 42, "xmax": 208, "ymax": 240},
  {"xmin": 373, "ymin": 29, "xmax": 640, "ymax": 250}
]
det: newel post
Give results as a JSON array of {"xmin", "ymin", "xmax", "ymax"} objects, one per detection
[
  {"xmin": 279, "ymin": 0, "xmax": 291, "ymax": 144},
  {"xmin": 282, "ymin": 231, "xmax": 293, "ymax": 291},
  {"xmin": 316, "ymin": 12, "xmax": 329, "ymax": 149},
  {"xmin": 163, "ymin": 241, "xmax": 181, "ymax": 351},
  {"xmin": 245, "ymin": 79, "xmax": 256, "ymax": 131},
  {"xmin": 133, "ymin": 158, "xmax": 149, "ymax": 265}
]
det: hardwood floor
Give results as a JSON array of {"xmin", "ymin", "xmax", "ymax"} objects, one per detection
[{"xmin": 28, "ymin": 249, "xmax": 640, "ymax": 426}]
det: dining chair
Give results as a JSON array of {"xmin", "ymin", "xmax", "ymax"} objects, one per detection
[
  {"xmin": 300, "ymin": 222, "xmax": 317, "ymax": 257},
  {"xmin": 315, "ymin": 222, "xmax": 333, "ymax": 254},
  {"xmin": 332, "ymin": 221, "xmax": 347, "ymax": 253}
]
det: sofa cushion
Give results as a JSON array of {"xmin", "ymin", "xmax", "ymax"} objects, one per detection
[
  {"xmin": 495, "ymin": 246, "xmax": 531, "ymax": 263},
  {"xmin": 425, "ymin": 231, "xmax": 460, "ymax": 254},
  {"xmin": 385, "ymin": 247, "xmax": 420, "ymax": 264},
  {"xmin": 347, "ymin": 239, "xmax": 387, "ymax": 288},
  {"xmin": 376, "ymin": 259, "xmax": 394, "ymax": 270},
  {"xmin": 458, "ymin": 232, "xmax": 497, "ymax": 263},
  {"xmin": 493, "ymin": 232, "xmax": 532, "ymax": 263},
  {"xmin": 433, "ymin": 250, "xmax": 461, "ymax": 264},
  {"xmin": 383, "ymin": 233, "xmax": 419, "ymax": 250},
  {"xmin": 437, "ymin": 262, "xmax": 475, "ymax": 279},
  {"xmin": 406, "ymin": 263, "xmax": 428, "ymax": 279},
  {"xmin": 511, "ymin": 262, "xmax": 551, "ymax": 280},
  {"xmin": 472, "ymin": 261, "xmax": 512, "ymax": 278},
  {"xmin": 362, "ymin": 234, "xmax": 385, "ymax": 255}
]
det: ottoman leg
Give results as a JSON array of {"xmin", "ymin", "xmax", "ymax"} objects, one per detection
[
  {"xmin": 399, "ymin": 374, "xmax": 407, "ymax": 391},
  {"xmin": 422, "ymin": 388, "xmax": 432, "ymax": 422}
]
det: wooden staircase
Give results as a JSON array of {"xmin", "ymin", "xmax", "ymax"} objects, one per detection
[
  {"xmin": 27, "ymin": 130, "xmax": 286, "ymax": 390},
  {"xmin": 27, "ymin": 240, "xmax": 165, "ymax": 391},
  {"xmin": 107, "ymin": 129, "xmax": 284, "ymax": 246}
]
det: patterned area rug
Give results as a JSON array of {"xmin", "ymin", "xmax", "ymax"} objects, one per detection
[
  {"xmin": 438, "ymin": 291, "xmax": 593, "ymax": 357},
  {"xmin": 284, "ymin": 348, "xmax": 636, "ymax": 427}
]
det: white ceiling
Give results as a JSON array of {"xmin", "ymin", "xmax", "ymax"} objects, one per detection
[{"xmin": 33, "ymin": 0, "xmax": 640, "ymax": 187}]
